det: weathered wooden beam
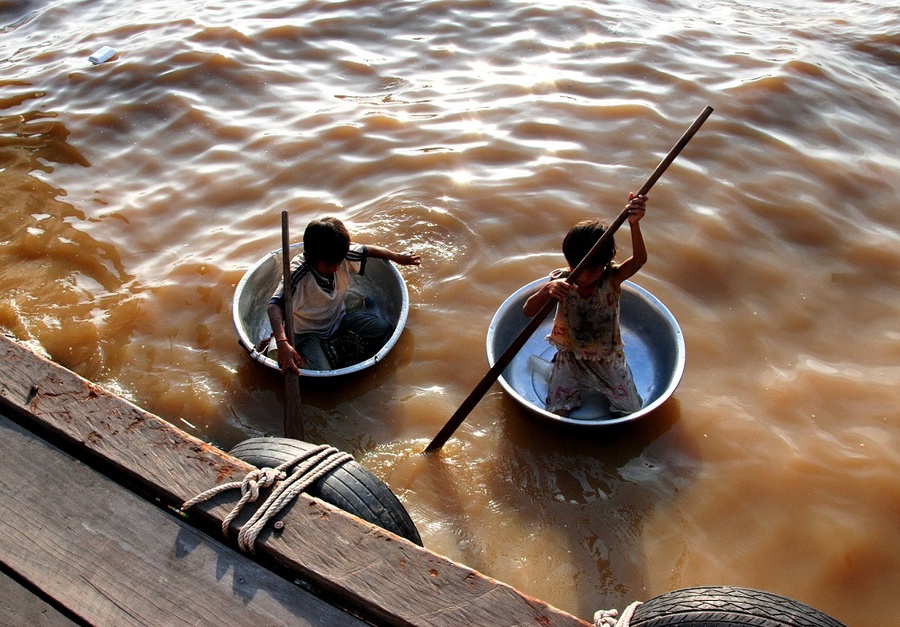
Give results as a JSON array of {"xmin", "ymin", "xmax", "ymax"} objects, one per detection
[
  {"xmin": 0, "ymin": 411, "xmax": 367, "ymax": 626},
  {"xmin": 0, "ymin": 568, "xmax": 79, "ymax": 627},
  {"xmin": 0, "ymin": 334, "xmax": 590, "ymax": 627}
]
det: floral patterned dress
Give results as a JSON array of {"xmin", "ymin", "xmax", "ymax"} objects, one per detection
[{"xmin": 544, "ymin": 269, "xmax": 642, "ymax": 415}]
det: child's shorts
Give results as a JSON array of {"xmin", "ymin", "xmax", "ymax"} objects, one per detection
[{"xmin": 545, "ymin": 348, "xmax": 642, "ymax": 415}]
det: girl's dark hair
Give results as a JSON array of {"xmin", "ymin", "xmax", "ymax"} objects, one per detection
[
  {"xmin": 303, "ymin": 217, "xmax": 351, "ymax": 264},
  {"xmin": 562, "ymin": 219, "xmax": 616, "ymax": 269}
]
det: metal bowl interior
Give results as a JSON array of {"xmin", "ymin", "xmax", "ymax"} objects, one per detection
[
  {"xmin": 232, "ymin": 243, "xmax": 409, "ymax": 377},
  {"xmin": 486, "ymin": 278, "xmax": 685, "ymax": 426}
]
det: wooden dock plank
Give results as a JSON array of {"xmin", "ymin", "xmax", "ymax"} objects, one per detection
[
  {"xmin": 0, "ymin": 412, "xmax": 367, "ymax": 627},
  {"xmin": 0, "ymin": 334, "xmax": 589, "ymax": 627},
  {"xmin": 0, "ymin": 569, "xmax": 78, "ymax": 627}
]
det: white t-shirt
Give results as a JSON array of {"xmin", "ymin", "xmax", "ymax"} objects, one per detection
[{"xmin": 270, "ymin": 243, "xmax": 367, "ymax": 337}]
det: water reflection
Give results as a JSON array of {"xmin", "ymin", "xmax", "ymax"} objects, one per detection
[{"xmin": 0, "ymin": 86, "xmax": 137, "ymax": 378}]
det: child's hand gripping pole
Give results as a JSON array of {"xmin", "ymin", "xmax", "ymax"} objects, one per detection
[{"xmin": 281, "ymin": 210, "xmax": 305, "ymax": 439}]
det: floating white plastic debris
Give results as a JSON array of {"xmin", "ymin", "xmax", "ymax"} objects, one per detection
[{"xmin": 89, "ymin": 46, "xmax": 117, "ymax": 65}]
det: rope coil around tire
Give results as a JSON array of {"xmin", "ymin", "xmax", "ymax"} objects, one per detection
[
  {"xmin": 181, "ymin": 444, "xmax": 353, "ymax": 553},
  {"xmin": 594, "ymin": 601, "xmax": 642, "ymax": 627}
]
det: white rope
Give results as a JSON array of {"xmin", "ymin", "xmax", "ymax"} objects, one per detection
[
  {"xmin": 593, "ymin": 601, "xmax": 642, "ymax": 627},
  {"xmin": 237, "ymin": 446, "xmax": 353, "ymax": 552},
  {"xmin": 181, "ymin": 445, "xmax": 353, "ymax": 553},
  {"xmin": 181, "ymin": 465, "xmax": 285, "ymax": 536}
]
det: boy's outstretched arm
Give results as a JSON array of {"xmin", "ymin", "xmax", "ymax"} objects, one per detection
[
  {"xmin": 365, "ymin": 244, "xmax": 421, "ymax": 266},
  {"xmin": 612, "ymin": 193, "xmax": 648, "ymax": 288}
]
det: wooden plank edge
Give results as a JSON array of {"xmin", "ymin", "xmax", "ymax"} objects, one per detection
[
  {"xmin": 0, "ymin": 564, "xmax": 80, "ymax": 627},
  {"xmin": 0, "ymin": 411, "xmax": 370, "ymax": 627},
  {"xmin": 0, "ymin": 334, "xmax": 590, "ymax": 627}
]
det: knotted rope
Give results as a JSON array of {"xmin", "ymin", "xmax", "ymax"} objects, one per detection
[
  {"xmin": 594, "ymin": 601, "xmax": 642, "ymax": 627},
  {"xmin": 181, "ymin": 444, "xmax": 353, "ymax": 553}
]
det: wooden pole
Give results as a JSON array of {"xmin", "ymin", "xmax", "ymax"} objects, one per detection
[
  {"xmin": 281, "ymin": 210, "xmax": 305, "ymax": 439},
  {"xmin": 425, "ymin": 105, "xmax": 714, "ymax": 452}
]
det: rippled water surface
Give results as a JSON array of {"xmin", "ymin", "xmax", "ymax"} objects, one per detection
[{"xmin": 3, "ymin": 0, "xmax": 899, "ymax": 623}]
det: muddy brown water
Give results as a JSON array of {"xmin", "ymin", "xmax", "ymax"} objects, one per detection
[{"xmin": 2, "ymin": 1, "xmax": 899, "ymax": 623}]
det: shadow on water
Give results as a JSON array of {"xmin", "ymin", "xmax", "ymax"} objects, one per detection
[
  {"xmin": 486, "ymin": 392, "xmax": 701, "ymax": 615},
  {"xmin": 398, "ymin": 374, "xmax": 699, "ymax": 619},
  {"xmin": 390, "ymin": 384, "xmax": 699, "ymax": 618},
  {"xmin": 227, "ymin": 337, "xmax": 412, "ymax": 453}
]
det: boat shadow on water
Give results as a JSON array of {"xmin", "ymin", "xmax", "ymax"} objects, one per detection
[{"xmin": 228, "ymin": 343, "xmax": 414, "ymax": 443}]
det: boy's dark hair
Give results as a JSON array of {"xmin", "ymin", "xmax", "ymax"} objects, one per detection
[
  {"xmin": 562, "ymin": 218, "xmax": 616, "ymax": 270},
  {"xmin": 303, "ymin": 217, "xmax": 350, "ymax": 264}
]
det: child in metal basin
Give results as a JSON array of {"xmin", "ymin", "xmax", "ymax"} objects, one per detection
[
  {"xmin": 523, "ymin": 193, "xmax": 647, "ymax": 416},
  {"xmin": 267, "ymin": 217, "xmax": 420, "ymax": 373}
]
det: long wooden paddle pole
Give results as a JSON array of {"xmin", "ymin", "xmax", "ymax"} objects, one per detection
[
  {"xmin": 281, "ymin": 210, "xmax": 305, "ymax": 439},
  {"xmin": 425, "ymin": 105, "xmax": 714, "ymax": 453}
]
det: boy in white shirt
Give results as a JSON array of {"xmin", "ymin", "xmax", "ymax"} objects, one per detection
[{"xmin": 267, "ymin": 217, "xmax": 420, "ymax": 373}]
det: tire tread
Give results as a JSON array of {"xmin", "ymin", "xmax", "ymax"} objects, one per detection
[{"xmin": 631, "ymin": 586, "xmax": 846, "ymax": 627}]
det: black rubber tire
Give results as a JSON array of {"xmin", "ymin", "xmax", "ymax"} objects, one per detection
[
  {"xmin": 630, "ymin": 586, "xmax": 846, "ymax": 627},
  {"xmin": 228, "ymin": 437, "xmax": 422, "ymax": 546}
]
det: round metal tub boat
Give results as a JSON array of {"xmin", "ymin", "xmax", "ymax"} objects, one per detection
[
  {"xmin": 233, "ymin": 243, "xmax": 409, "ymax": 377},
  {"xmin": 486, "ymin": 278, "xmax": 684, "ymax": 426}
]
